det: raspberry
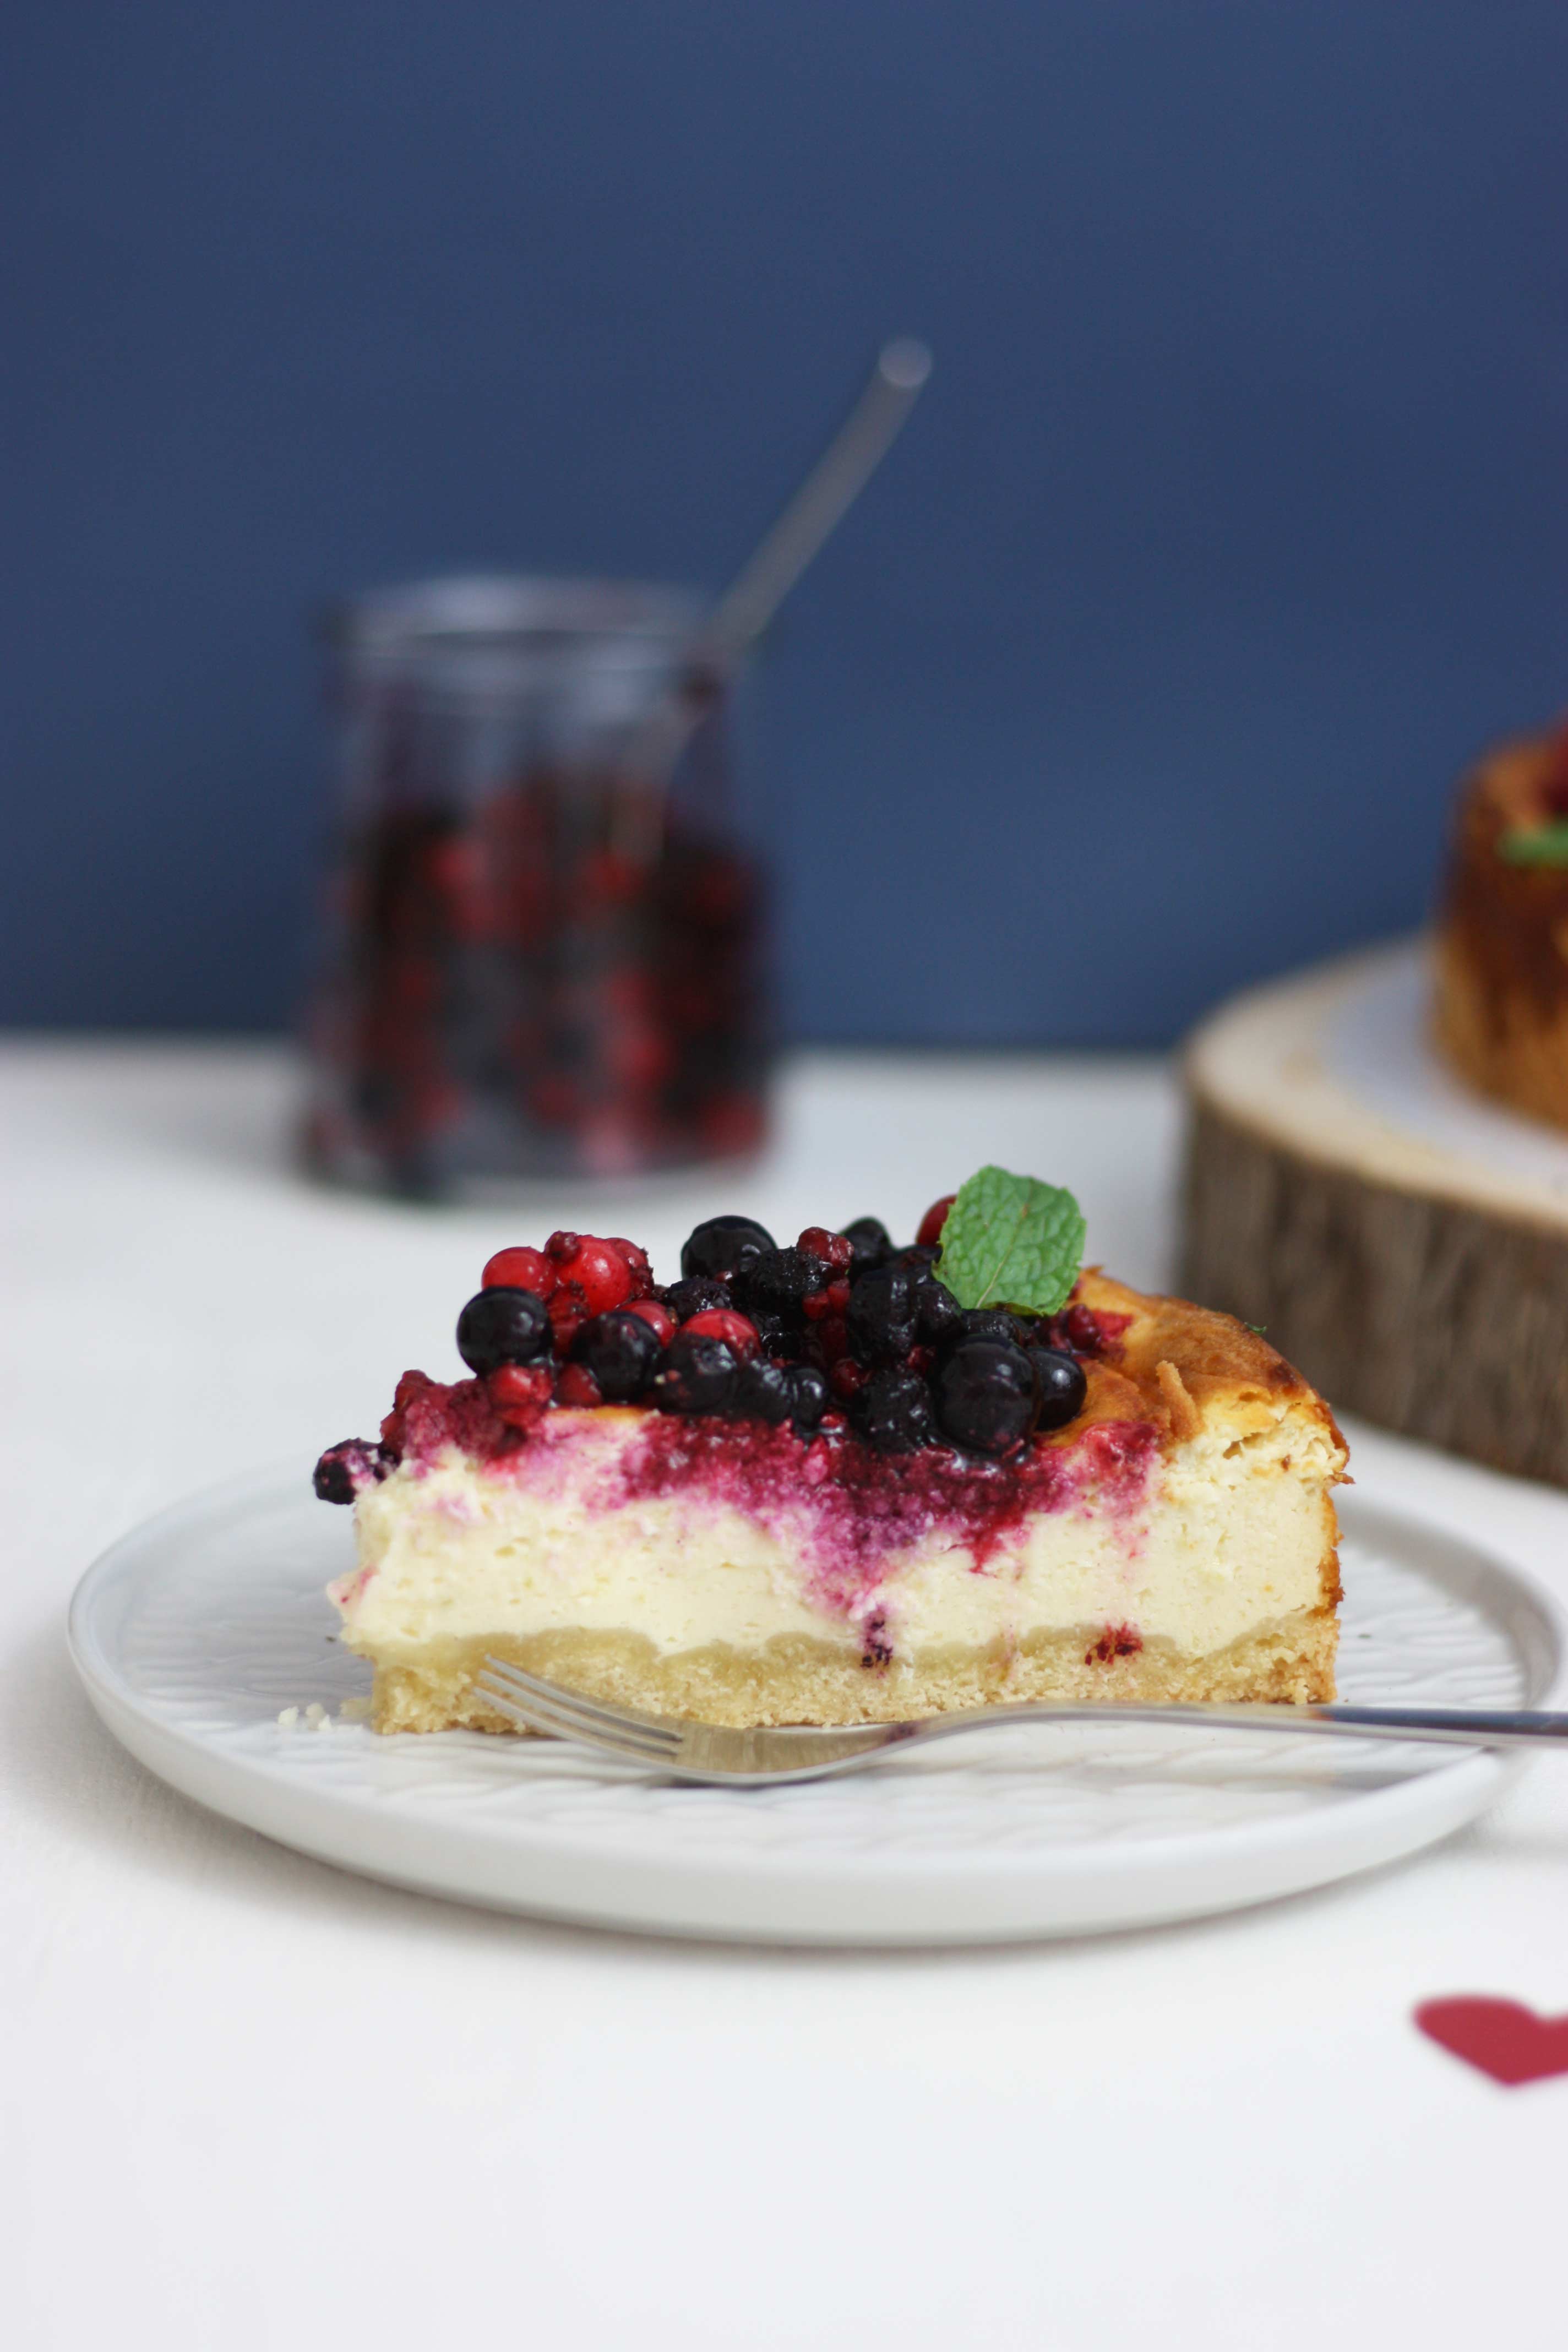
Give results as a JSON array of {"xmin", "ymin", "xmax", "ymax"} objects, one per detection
[
  {"xmin": 625, "ymin": 1297, "xmax": 676, "ymax": 1346},
  {"xmin": 682, "ymin": 1308, "xmax": 761, "ymax": 1358},
  {"xmin": 830, "ymin": 1357, "xmax": 869, "ymax": 1401},
  {"xmin": 482, "ymin": 1245, "xmax": 556, "ymax": 1298},
  {"xmin": 797, "ymin": 1226, "xmax": 853, "ymax": 1271},
  {"xmin": 916, "ymin": 1194, "xmax": 956, "ymax": 1250}
]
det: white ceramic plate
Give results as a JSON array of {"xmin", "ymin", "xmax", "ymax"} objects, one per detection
[{"xmin": 68, "ymin": 1467, "xmax": 1564, "ymax": 1946}]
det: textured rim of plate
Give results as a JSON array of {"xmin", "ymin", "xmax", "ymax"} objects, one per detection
[{"xmin": 67, "ymin": 1463, "xmax": 1568, "ymax": 1946}]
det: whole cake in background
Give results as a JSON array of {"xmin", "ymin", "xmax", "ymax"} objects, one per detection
[
  {"xmin": 1435, "ymin": 718, "xmax": 1568, "ymax": 1130},
  {"xmin": 315, "ymin": 1166, "xmax": 1347, "ymax": 1734}
]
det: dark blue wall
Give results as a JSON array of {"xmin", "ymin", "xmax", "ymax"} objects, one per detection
[{"xmin": 6, "ymin": 2, "xmax": 1567, "ymax": 1043}]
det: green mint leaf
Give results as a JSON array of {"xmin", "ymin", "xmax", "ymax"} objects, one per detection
[
  {"xmin": 1499, "ymin": 824, "xmax": 1568, "ymax": 867},
  {"xmin": 932, "ymin": 1164, "xmax": 1086, "ymax": 1315}
]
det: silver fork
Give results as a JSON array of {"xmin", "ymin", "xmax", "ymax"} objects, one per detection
[{"xmin": 472, "ymin": 1656, "xmax": 1568, "ymax": 1786}]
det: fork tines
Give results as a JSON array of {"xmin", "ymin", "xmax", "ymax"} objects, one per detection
[{"xmin": 473, "ymin": 1656, "xmax": 682, "ymax": 1761}]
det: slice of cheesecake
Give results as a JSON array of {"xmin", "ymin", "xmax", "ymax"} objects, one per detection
[{"xmin": 317, "ymin": 1178, "xmax": 1347, "ymax": 1734}]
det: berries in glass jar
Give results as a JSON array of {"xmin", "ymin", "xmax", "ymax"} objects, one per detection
[
  {"xmin": 933, "ymin": 1340, "xmax": 1041, "ymax": 1456},
  {"xmin": 456, "ymin": 1286, "xmax": 553, "ymax": 1374},
  {"xmin": 679, "ymin": 1215, "xmax": 775, "ymax": 1284}
]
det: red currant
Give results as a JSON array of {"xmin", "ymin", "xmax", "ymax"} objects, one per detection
[
  {"xmin": 624, "ymin": 1298, "xmax": 676, "ymax": 1347},
  {"xmin": 556, "ymin": 1362, "xmax": 604, "ymax": 1409},
  {"xmin": 482, "ymin": 1245, "xmax": 556, "ymax": 1298},
  {"xmin": 916, "ymin": 1194, "xmax": 956, "ymax": 1249},
  {"xmin": 547, "ymin": 1235, "xmax": 637, "ymax": 1315},
  {"xmin": 681, "ymin": 1308, "xmax": 760, "ymax": 1358},
  {"xmin": 486, "ymin": 1363, "xmax": 554, "ymax": 1428}
]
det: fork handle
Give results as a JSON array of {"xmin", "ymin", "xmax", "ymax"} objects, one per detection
[{"xmin": 891, "ymin": 1702, "xmax": 1568, "ymax": 1753}]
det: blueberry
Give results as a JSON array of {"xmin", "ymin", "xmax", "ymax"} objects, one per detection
[
  {"xmin": 312, "ymin": 1439, "xmax": 391, "ymax": 1505},
  {"xmin": 783, "ymin": 1363, "xmax": 830, "ymax": 1431},
  {"xmin": 662, "ymin": 1276, "xmax": 733, "ymax": 1322},
  {"xmin": 851, "ymin": 1368, "xmax": 938, "ymax": 1453},
  {"xmin": 933, "ymin": 1340, "xmax": 1041, "ymax": 1456},
  {"xmin": 1032, "ymin": 1346, "xmax": 1088, "ymax": 1430},
  {"xmin": 840, "ymin": 1216, "xmax": 893, "ymax": 1275},
  {"xmin": 679, "ymin": 1215, "xmax": 775, "ymax": 1284},
  {"xmin": 651, "ymin": 1330, "xmax": 741, "ymax": 1415},
  {"xmin": 732, "ymin": 1357, "xmax": 793, "ymax": 1424},
  {"xmin": 845, "ymin": 1263, "xmax": 919, "ymax": 1364},
  {"xmin": 731, "ymin": 1245, "xmax": 829, "ymax": 1325},
  {"xmin": 891, "ymin": 1243, "xmax": 939, "ymax": 1273},
  {"xmin": 914, "ymin": 1276, "xmax": 963, "ymax": 1346},
  {"xmin": 456, "ymin": 1287, "xmax": 553, "ymax": 1374},
  {"xmin": 944, "ymin": 1307, "xmax": 1027, "ymax": 1352},
  {"xmin": 570, "ymin": 1310, "xmax": 662, "ymax": 1401}
]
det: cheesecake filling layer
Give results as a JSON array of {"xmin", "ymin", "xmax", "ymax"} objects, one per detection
[{"xmin": 335, "ymin": 1396, "xmax": 1340, "ymax": 1673}]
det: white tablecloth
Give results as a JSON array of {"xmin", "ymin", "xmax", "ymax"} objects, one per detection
[{"xmin": 4, "ymin": 1041, "xmax": 1566, "ymax": 2350}]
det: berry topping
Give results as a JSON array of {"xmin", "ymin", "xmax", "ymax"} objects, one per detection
[
  {"xmin": 852, "ymin": 1368, "xmax": 938, "ymax": 1454},
  {"xmin": 733, "ymin": 1357, "xmax": 793, "ymax": 1424},
  {"xmin": 914, "ymin": 1276, "xmax": 963, "ymax": 1345},
  {"xmin": 481, "ymin": 1245, "xmax": 557, "ymax": 1297},
  {"xmin": 681, "ymin": 1307, "xmax": 762, "ymax": 1358},
  {"xmin": 947, "ymin": 1306, "xmax": 1027, "ymax": 1351},
  {"xmin": 844, "ymin": 1262, "xmax": 921, "ymax": 1364},
  {"xmin": 456, "ymin": 1286, "xmax": 553, "ymax": 1374},
  {"xmin": 651, "ymin": 1330, "xmax": 742, "ymax": 1415},
  {"xmin": 570, "ymin": 1309, "xmax": 663, "ymax": 1401},
  {"xmin": 784, "ymin": 1363, "xmax": 831, "ymax": 1430},
  {"xmin": 916, "ymin": 1193, "xmax": 957, "ymax": 1250},
  {"xmin": 1032, "ymin": 1346, "xmax": 1088, "ymax": 1430},
  {"xmin": 662, "ymin": 1275, "xmax": 733, "ymax": 1322},
  {"xmin": 604, "ymin": 1238, "xmax": 654, "ymax": 1293},
  {"xmin": 933, "ymin": 1340, "xmax": 1042, "ymax": 1456},
  {"xmin": 487, "ymin": 1363, "xmax": 555, "ymax": 1427},
  {"xmin": 797, "ymin": 1226, "xmax": 854, "ymax": 1271},
  {"xmin": 679, "ymin": 1215, "xmax": 775, "ymax": 1284},
  {"xmin": 624, "ymin": 1297, "xmax": 676, "ymax": 1347},
  {"xmin": 731, "ymin": 1245, "xmax": 830, "ymax": 1325},
  {"xmin": 830, "ymin": 1355, "xmax": 870, "ymax": 1401},
  {"xmin": 312, "ymin": 1439, "xmax": 394, "ymax": 1505},
  {"xmin": 840, "ymin": 1216, "xmax": 893, "ymax": 1274},
  {"xmin": 1061, "ymin": 1303, "xmax": 1104, "ymax": 1357},
  {"xmin": 544, "ymin": 1233, "xmax": 639, "ymax": 1316},
  {"xmin": 556, "ymin": 1362, "xmax": 604, "ymax": 1408},
  {"xmin": 891, "ymin": 1243, "xmax": 939, "ymax": 1273}
]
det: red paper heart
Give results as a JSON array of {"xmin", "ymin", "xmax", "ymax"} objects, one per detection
[{"xmin": 1415, "ymin": 1997, "xmax": 1568, "ymax": 2086}]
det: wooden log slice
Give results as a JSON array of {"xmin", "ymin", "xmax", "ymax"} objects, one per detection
[{"xmin": 1179, "ymin": 941, "xmax": 1568, "ymax": 1488}]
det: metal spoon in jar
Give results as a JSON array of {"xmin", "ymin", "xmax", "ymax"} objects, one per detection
[{"xmin": 613, "ymin": 337, "xmax": 932, "ymax": 845}]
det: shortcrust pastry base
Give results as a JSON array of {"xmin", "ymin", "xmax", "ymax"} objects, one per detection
[{"xmin": 361, "ymin": 1605, "xmax": 1338, "ymax": 1735}]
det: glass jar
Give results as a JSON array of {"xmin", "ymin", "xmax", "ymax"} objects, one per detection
[{"xmin": 302, "ymin": 576, "xmax": 771, "ymax": 1194}]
